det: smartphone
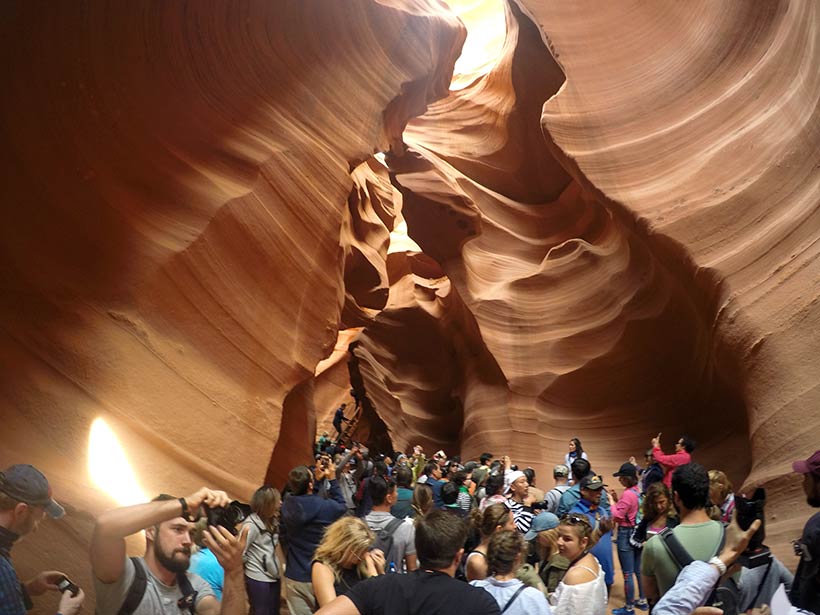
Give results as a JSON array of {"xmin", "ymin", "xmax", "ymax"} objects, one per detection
[{"xmin": 57, "ymin": 575, "xmax": 80, "ymax": 597}]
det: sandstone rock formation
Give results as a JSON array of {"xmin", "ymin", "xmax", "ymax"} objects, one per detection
[{"xmin": 1, "ymin": 0, "xmax": 817, "ymax": 610}]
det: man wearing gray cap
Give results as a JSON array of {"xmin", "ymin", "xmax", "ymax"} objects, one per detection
[{"xmin": 0, "ymin": 464, "xmax": 85, "ymax": 615}]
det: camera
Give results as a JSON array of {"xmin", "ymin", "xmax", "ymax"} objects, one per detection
[
  {"xmin": 734, "ymin": 487, "xmax": 771, "ymax": 569},
  {"xmin": 57, "ymin": 575, "xmax": 80, "ymax": 597},
  {"xmin": 204, "ymin": 500, "xmax": 251, "ymax": 536}
]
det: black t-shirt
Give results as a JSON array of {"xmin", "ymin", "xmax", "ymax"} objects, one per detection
[
  {"xmin": 790, "ymin": 510, "xmax": 820, "ymax": 614},
  {"xmin": 346, "ymin": 569, "xmax": 500, "ymax": 615}
]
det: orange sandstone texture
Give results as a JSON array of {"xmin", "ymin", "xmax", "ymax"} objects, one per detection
[{"xmin": 0, "ymin": 1, "xmax": 463, "ymax": 611}]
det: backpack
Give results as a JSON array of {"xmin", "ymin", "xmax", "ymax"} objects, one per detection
[
  {"xmin": 658, "ymin": 525, "xmax": 741, "ymax": 615},
  {"xmin": 371, "ymin": 517, "xmax": 405, "ymax": 570},
  {"xmin": 118, "ymin": 556, "xmax": 198, "ymax": 615}
]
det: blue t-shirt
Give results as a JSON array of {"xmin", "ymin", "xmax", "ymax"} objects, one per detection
[{"xmin": 189, "ymin": 547, "xmax": 224, "ymax": 601}]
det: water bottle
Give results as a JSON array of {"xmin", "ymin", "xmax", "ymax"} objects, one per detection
[{"xmin": 388, "ymin": 561, "xmax": 397, "ymax": 573}]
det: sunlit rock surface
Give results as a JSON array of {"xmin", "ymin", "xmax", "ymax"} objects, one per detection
[{"xmin": 1, "ymin": 0, "xmax": 817, "ymax": 609}]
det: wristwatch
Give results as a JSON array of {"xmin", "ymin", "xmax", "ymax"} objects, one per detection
[{"xmin": 708, "ymin": 556, "xmax": 727, "ymax": 575}]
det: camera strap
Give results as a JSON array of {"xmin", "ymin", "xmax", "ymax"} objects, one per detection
[{"xmin": 176, "ymin": 571, "xmax": 198, "ymax": 615}]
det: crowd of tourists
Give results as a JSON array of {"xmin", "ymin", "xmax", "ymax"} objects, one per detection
[{"xmin": 1, "ymin": 442, "xmax": 818, "ymax": 615}]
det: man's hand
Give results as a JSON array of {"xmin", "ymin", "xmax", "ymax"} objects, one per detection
[
  {"xmin": 204, "ymin": 524, "xmax": 249, "ymax": 574},
  {"xmin": 58, "ymin": 587, "xmax": 85, "ymax": 615},
  {"xmin": 628, "ymin": 456, "xmax": 638, "ymax": 466},
  {"xmin": 25, "ymin": 570, "xmax": 65, "ymax": 596},
  {"xmin": 503, "ymin": 455, "xmax": 512, "ymax": 471},
  {"xmin": 718, "ymin": 514, "xmax": 762, "ymax": 570},
  {"xmin": 185, "ymin": 488, "xmax": 231, "ymax": 518},
  {"xmin": 314, "ymin": 464, "xmax": 328, "ymax": 481}
]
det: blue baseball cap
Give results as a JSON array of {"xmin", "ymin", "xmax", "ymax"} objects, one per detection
[
  {"xmin": 524, "ymin": 512, "xmax": 559, "ymax": 541},
  {"xmin": 0, "ymin": 464, "xmax": 65, "ymax": 518}
]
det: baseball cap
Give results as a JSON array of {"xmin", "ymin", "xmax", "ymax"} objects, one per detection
[
  {"xmin": 524, "ymin": 512, "xmax": 559, "ymax": 541},
  {"xmin": 580, "ymin": 474, "xmax": 605, "ymax": 491},
  {"xmin": 0, "ymin": 464, "xmax": 65, "ymax": 518},
  {"xmin": 613, "ymin": 462, "xmax": 638, "ymax": 478},
  {"xmin": 792, "ymin": 451, "xmax": 820, "ymax": 477},
  {"xmin": 504, "ymin": 470, "xmax": 526, "ymax": 494},
  {"xmin": 553, "ymin": 464, "xmax": 569, "ymax": 477}
]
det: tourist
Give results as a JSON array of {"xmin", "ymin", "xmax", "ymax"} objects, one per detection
[
  {"xmin": 442, "ymin": 482, "xmax": 467, "ymax": 519},
  {"xmin": 189, "ymin": 520, "xmax": 224, "ymax": 600},
  {"xmin": 641, "ymin": 463, "xmax": 723, "ymax": 601},
  {"xmin": 242, "ymin": 485, "xmax": 283, "ymax": 615},
  {"xmin": 0, "ymin": 464, "xmax": 85, "ymax": 615},
  {"xmin": 640, "ymin": 450, "xmax": 664, "ymax": 492},
  {"xmin": 453, "ymin": 470, "xmax": 474, "ymax": 515},
  {"xmin": 335, "ymin": 445, "xmax": 361, "ymax": 515},
  {"xmin": 280, "ymin": 464, "xmax": 347, "ymax": 615},
  {"xmin": 549, "ymin": 513, "xmax": 607, "ymax": 615},
  {"xmin": 529, "ymin": 514, "xmax": 567, "ymax": 596},
  {"xmin": 544, "ymin": 465, "xmax": 571, "ymax": 514},
  {"xmin": 707, "ymin": 469, "xmax": 735, "ymax": 522},
  {"xmin": 651, "ymin": 514, "xmax": 762, "ymax": 615},
  {"xmin": 564, "ymin": 439, "xmax": 588, "ymax": 484},
  {"xmin": 418, "ymin": 461, "xmax": 444, "ymax": 509},
  {"xmin": 789, "ymin": 449, "xmax": 820, "ymax": 613},
  {"xmin": 314, "ymin": 510, "xmax": 501, "ymax": 614},
  {"xmin": 479, "ymin": 474, "xmax": 507, "ymax": 512},
  {"xmin": 364, "ymin": 476, "xmax": 417, "ymax": 572},
  {"xmin": 569, "ymin": 475, "xmax": 613, "ymax": 593},
  {"xmin": 503, "ymin": 467, "xmax": 535, "ymax": 534},
  {"xmin": 390, "ymin": 466, "xmax": 415, "ymax": 519},
  {"xmin": 556, "ymin": 459, "xmax": 610, "ymax": 517},
  {"xmin": 523, "ymin": 468, "xmax": 545, "ymax": 505},
  {"xmin": 631, "ymin": 482, "xmax": 677, "ymax": 549},
  {"xmin": 650, "ymin": 433, "xmax": 695, "ymax": 488},
  {"xmin": 465, "ymin": 503, "xmax": 516, "ymax": 581},
  {"xmin": 333, "ymin": 403, "xmax": 349, "ymax": 438},
  {"xmin": 311, "ymin": 517, "xmax": 383, "ymax": 607},
  {"xmin": 470, "ymin": 530, "xmax": 551, "ymax": 615},
  {"xmin": 609, "ymin": 463, "xmax": 647, "ymax": 614},
  {"xmin": 411, "ymin": 483, "xmax": 434, "ymax": 518},
  {"xmin": 91, "ymin": 488, "xmax": 247, "ymax": 614}
]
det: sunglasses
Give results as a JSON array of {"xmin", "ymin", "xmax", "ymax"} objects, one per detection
[{"xmin": 561, "ymin": 513, "xmax": 591, "ymax": 526}]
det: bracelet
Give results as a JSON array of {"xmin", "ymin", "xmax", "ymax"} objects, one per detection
[
  {"xmin": 708, "ymin": 556, "xmax": 727, "ymax": 575},
  {"xmin": 179, "ymin": 497, "xmax": 192, "ymax": 521}
]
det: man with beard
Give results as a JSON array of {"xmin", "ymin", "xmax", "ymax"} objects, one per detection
[
  {"xmin": 790, "ymin": 449, "xmax": 820, "ymax": 614},
  {"xmin": 92, "ymin": 489, "xmax": 248, "ymax": 614}
]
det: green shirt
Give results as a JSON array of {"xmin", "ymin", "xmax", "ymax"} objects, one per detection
[{"xmin": 641, "ymin": 520, "xmax": 723, "ymax": 595}]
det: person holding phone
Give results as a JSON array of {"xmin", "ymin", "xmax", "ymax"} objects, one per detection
[{"xmin": 0, "ymin": 464, "xmax": 85, "ymax": 615}]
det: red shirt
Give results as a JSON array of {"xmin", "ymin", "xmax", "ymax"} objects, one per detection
[{"xmin": 652, "ymin": 446, "xmax": 691, "ymax": 487}]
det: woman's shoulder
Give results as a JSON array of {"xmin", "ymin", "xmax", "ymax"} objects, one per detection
[{"xmin": 562, "ymin": 556, "xmax": 599, "ymax": 585}]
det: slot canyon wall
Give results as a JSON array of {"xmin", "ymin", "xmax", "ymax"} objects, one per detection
[{"xmin": 0, "ymin": 0, "xmax": 818, "ymax": 611}]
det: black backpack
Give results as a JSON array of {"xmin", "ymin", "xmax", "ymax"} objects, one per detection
[
  {"xmin": 371, "ymin": 517, "xmax": 405, "ymax": 570},
  {"xmin": 658, "ymin": 526, "xmax": 741, "ymax": 615},
  {"xmin": 117, "ymin": 556, "xmax": 198, "ymax": 615}
]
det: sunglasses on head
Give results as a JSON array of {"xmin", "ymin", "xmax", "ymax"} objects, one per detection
[{"xmin": 561, "ymin": 513, "xmax": 590, "ymax": 526}]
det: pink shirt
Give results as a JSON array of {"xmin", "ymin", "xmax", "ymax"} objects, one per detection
[
  {"xmin": 612, "ymin": 485, "xmax": 640, "ymax": 527},
  {"xmin": 652, "ymin": 446, "xmax": 691, "ymax": 488}
]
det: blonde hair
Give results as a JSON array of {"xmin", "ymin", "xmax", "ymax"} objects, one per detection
[
  {"xmin": 412, "ymin": 483, "xmax": 434, "ymax": 518},
  {"xmin": 536, "ymin": 527, "xmax": 559, "ymax": 560},
  {"xmin": 708, "ymin": 470, "xmax": 733, "ymax": 503},
  {"xmin": 251, "ymin": 485, "xmax": 281, "ymax": 532},
  {"xmin": 313, "ymin": 516, "xmax": 374, "ymax": 582}
]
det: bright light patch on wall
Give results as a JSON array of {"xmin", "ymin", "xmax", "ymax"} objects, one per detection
[
  {"xmin": 88, "ymin": 417, "xmax": 148, "ymax": 506},
  {"xmin": 388, "ymin": 218, "xmax": 422, "ymax": 254},
  {"xmin": 448, "ymin": 0, "xmax": 507, "ymax": 91}
]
